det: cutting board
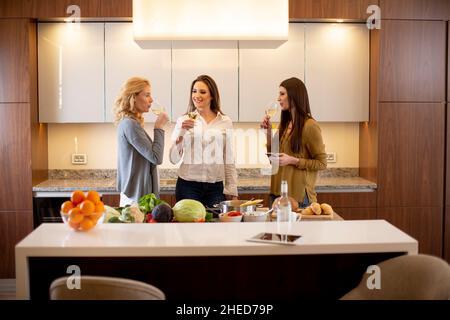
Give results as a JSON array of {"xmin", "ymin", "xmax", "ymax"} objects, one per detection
[{"xmin": 296, "ymin": 208, "xmax": 334, "ymax": 220}]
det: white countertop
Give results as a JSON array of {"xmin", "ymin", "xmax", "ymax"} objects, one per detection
[
  {"xmin": 15, "ymin": 220, "xmax": 417, "ymax": 299},
  {"xmin": 16, "ymin": 220, "xmax": 417, "ymax": 257}
]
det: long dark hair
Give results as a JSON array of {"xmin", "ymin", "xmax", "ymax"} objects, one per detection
[
  {"xmin": 186, "ymin": 75, "xmax": 224, "ymax": 115},
  {"xmin": 278, "ymin": 77, "xmax": 312, "ymax": 154}
]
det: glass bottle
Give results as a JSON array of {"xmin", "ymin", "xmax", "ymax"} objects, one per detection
[{"xmin": 276, "ymin": 180, "xmax": 291, "ymax": 222}]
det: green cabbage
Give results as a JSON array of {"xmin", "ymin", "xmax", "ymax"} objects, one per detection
[{"xmin": 172, "ymin": 199, "xmax": 206, "ymax": 222}]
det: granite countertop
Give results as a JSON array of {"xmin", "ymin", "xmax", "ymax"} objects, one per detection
[{"xmin": 32, "ymin": 168, "xmax": 377, "ymax": 194}]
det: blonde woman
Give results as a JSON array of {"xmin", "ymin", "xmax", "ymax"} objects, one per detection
[{"xmin": 114, "ymin": 77, "xmax": 169, "ymax": 206}]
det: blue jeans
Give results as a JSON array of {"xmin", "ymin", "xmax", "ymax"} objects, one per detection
[{"xmin": 175, "ymin": 177, "xmax": 225, "ymax": 209}]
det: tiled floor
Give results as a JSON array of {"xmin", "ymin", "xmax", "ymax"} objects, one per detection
[{"xmin": 0, "ymin": 279, "xmax": 16, "ymax": 300}]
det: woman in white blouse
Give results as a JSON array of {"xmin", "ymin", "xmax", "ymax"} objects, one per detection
[{"xmin": 170, "ymin": 75, "xmax": 238, "ymax": 208}]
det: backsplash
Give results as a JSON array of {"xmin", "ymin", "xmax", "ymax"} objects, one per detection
[{"xmin": 48, "ymin": 168, "xmax": 359, "ymax": 180}]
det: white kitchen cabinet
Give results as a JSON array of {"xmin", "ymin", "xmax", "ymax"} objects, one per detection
[
  {"xmin": 38, "ymin": 23, "xmax": 105, "ymax": 123},
  {"xmin": 305, "ymin": 23, "xmax": 369, "ymax": 122},
  {"xmin": 104, "ymin": 23, "xmax": 172, "ymax": 123},
  {"xmin": 171, "ymin": 42, "xmax": 239, "ymax": 122},
  {"xmin": 238, "ymin": 24, "xmax": 305, "ymax": 122}
]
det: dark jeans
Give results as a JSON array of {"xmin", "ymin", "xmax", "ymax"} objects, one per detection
[
  {"xmin": 269, "ymin": 193, "xmax": 310, "ymax": 209},
  {"xmin": 175, "ymin": 177, "xmax": 226, "ymax": 209}
]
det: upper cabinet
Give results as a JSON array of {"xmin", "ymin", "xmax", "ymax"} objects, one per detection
[
  {"xmin": 305, "ymin": 23, "xmax": 369, "ymax": 122},
  {"xmin": 380, "ymin": 0, "xmax": 450, "ymax": 20},
  {"xmin": 104, "ymin": 23, "xmax": 171, "ymax": 123},
  {"xmin": 289, "ymin": 0, "xmax": 376, "ymax": 20},
  {"xmin": 239, "ymin": 24, "xmax": 305, "ymax": 122},
  {"xmin": 171, "ymin": 42, "xmax": 239, "ymax": 122},
  {"xmin": 38, "ymin": 23, "xmax": 105, "ymax": 122},
  {"xmin": 38, "ymin": 22, "xmax": 369, "ymax": 123}
]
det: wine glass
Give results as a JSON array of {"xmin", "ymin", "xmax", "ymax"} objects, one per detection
[
  {"xmin": 186, "ymin": 109, "xmax": 197, "ymax": 132},
  {"xmin": 264, "ymin": 101, "xmax": 279, "ymax": 119},
  {"xmin": 151, "ymin": 99, "xmax": 165, "ymax": 116}
]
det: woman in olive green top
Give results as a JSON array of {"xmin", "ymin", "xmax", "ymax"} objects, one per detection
[{"xmin": 261, "ymin": 77, "xmax": 327, "ymax": 208}]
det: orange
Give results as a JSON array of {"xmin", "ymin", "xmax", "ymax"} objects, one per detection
[
  {"xmin": 95, "ymin": 201, "xmax": 105, "ymax": 213},
  {"xmin": 80, "ymin": 200, "xmax": 95, "ymax": 215},
  {"xmin": 69, "ymin": 208, "xmax": 84, "ymax": 224},
  {"xmin": 87, "ymin": 190, "xmax": 101, "ymax": 205},
  {"xmin": 68, "ymin": 220, "xmax": 80, "ymax": 230},
  {"xmin": 80, "ymin": 218, "xmax": 95, "ymax": 231},
  {"xmin": 71, "ymin": 190, "xmax": 86, "ymax": 205},
  {"xmin": 61, "ymin": 201, "xmax": 74, "ymax": 214}
]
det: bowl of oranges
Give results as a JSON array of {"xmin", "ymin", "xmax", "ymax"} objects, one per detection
[{"xmin": 60, "ymin": 190, "xmax": 105, "ymax": 231}]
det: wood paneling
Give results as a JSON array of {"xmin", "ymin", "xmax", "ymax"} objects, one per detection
[
  {"xmin": 30, "ymin": 0, "xmax": 101, "ymax": 18},
  {"xmin": 360, "ymin": 29, "xmax": 379, "ymax": 183},
  {"xmin": 29, "ymin": 21, "xmax": 48, "ymax": 185},
  {"xmin": 0, "ymin": 211, "xmax": 33, "ymax": 278},
  {"xmin": 379, "ymin": 20, "xmax": 446, "ymax": 102},
  {"xmin": 0, "ymin": 104, "xmax": 33, "ymax": 211},
  {"xmin": 447, "ymin": 104, "xmax": 450, "ymax": 207},
  {"xmin": 380, "ymin": 0, "xmax": 450, "ymax": 20},
  {"xmin": 377, "ymin": 207, "xmax": 442, "ymax": 257},
  {"xmin": 289, "ymin": 0, "xmax": 378, "ymax": 20},
  {"xmin": 448, "ymin": 23, "xmax": 449, "ymax": 102},
  {"xmin": 317, "ymin": 192, "xmax": 377, "ymax": 208},
  {"xmin": 0, "ymin": 19, "xmax": 30, "ymax": 102},
  {"xmin": 445, "ymin": 207, "xmax": 450, "ymax": 263},
  {"xmin": 100, "ymin": 0, "xmax": 132, "ymax": 18},
  {"xmin": 378, "ymin": 103, "xmax": 445, "ymax": 207}
]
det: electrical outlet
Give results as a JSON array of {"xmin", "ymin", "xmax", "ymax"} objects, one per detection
[
  {"xmin": 326, "ymin": 152, "xmax": 336, "ymax": 163},
  {"xmin": 72, "ymin": 153, "xmax": 87, "ymax": 165}
]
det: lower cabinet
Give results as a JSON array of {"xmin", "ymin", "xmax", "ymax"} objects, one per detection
[
  {"xmin": 317, "ymin": 191, "xmax": 377, "ymax": 220},
  {"xmin": 101, "ymin": 194, "xmax": 120, "ymax": 207}
]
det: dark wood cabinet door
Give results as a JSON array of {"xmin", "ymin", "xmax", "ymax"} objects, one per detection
[
  {"xmin": 377, "ymin": 207, "xmax": 442, "ymax": 257},
  {"xmin": 160, "ymin": 194, "xmax": 175, "ymax": 207},
  {"xmin": 0, "ymin": 211, "xmax": 33, "ymax": 278},
  {"xmin": 0, "ymin": 104, "xmax": 33, "ymax": 211},
  {"xmin": 332, "ymin": 207, "xmax": 377, "ymax": 220},
  {"xmin": 289, "ymin": 0, "xmax": 377, "ymax": 20},
  {"xmin": 380, "ymin": 0, "xmax": 450, "ymax": 20},
  {"xmin": 378, "ymin": 103, "xmax": 445, "ymax": 208},
  {"xmin": 102, "ymin": 194, "xmax": 120, "ymax": 207},
  {"xmin": 0, "ymin": 20, "xmax": 30, "ymax": 102},
  {"xmin": 445, "ymin": 207, "xmax": 450, "ymax": 263},
  {"xmin": 379, "ymin": 20, "xmax": 446, "ymax": 102},
  {"xmin": 317, "ymin": 192, "xmax": 377, "ymax": 208},
  {"xmin": 100, "ymin": 0, "xmax": 132, "ymax": 17}
]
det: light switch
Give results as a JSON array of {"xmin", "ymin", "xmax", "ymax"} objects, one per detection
[{"xmin": 326, "ymin": 152, "xmax": 336, "ymax": 163}]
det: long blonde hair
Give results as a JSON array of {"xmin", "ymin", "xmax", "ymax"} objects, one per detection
[{"xmin": 114, "ymin": 77, "xmax": 150, "ymax": 126}]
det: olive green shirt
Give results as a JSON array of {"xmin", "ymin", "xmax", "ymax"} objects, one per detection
[{"xmin": 270, "ymin": 118, "xmax": 327, "ymax": 203}]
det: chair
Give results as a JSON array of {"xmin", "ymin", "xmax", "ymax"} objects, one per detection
[
  {"xmin": 49, "ymin": 276, "xmax": 166, "ymax": 300},
  {"xmin": 340, "ymin": 254, "xmax": 450, "ymax": 300}
]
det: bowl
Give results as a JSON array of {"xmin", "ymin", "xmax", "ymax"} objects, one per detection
[
  {"xmin": 219, "ymin": 212, "xmax": 243, "ymax": 222},
  {"xmin": 243, "ymin": 211, "xmax": 268, "ymax": 222},
  {"xmin": 61, "ymin": 210, "xmax": 105, "ymax": 231}
]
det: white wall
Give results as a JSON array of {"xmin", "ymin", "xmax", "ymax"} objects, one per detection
[{"xmin": 47, "ymin": 123, "xmax": 359, "ymax": 169}]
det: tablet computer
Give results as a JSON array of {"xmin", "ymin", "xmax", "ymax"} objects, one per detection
[{"xmin": 246, "ymin": 232, "xmax": 302, "ymax": 245}]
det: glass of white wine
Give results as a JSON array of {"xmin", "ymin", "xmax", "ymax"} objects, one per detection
[
  {"xmin": 187, "ymin": 110, "xmax": 197, "ymax": 132},
  {"xmin": 265, "ymin": 101, "xmax": 279, "ymax": 119},
  {"xmin": 151, "ymin": 99, "xmax": 165, "ymax": 116}
]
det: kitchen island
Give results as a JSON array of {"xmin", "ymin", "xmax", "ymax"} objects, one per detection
[{"xmin": 16, "ymin": 220, "xmax": 417, "ymax": 300}]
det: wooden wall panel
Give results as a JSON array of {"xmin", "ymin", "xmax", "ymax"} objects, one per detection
[
  {"xmin": 445, "ymin": 207, "xmax": 450, "ymax": 263},
  {"xmin": 378, "ymin": 207, "xmax": 442, "ymax": 257},
  {"xmin": 447, "ymin": 104, "xmax": 450, "ymax": 207},
  {"xmin": 102, "ymin": 194, "xmax": 120, "ymax": 207},
  {"xmin": 0, "ymin": 19, "xmax": 30, "ymax": 102},
  {"xmin": 30, "ymin": 0, "xmax": 101, "ymax": 18},
  {"xmin": 379, "ymin": 20, "xmax": 446, "ymax": 102},
  {"xmin": 100, "ymin": 0, "xmax": 132, "ymax": 18},
  {"xmin": 378, "ymin": 103, "xmax": 445, "ymax": 207},
  {"xmin": 380, "ymin": 0, "xmax": 450, "ymax": 20},
  {"xmin": 0, "ymin": 104, "xmax": 33, "ymax": 211},
  {"xmin": 289, "ymin": 0, "xmax": 378, "ymax": 20},
  {"xmin": 0, "ymin": 211, "xmax": 33, "ymax": 278},
  {"xmin": 360, "ymin": 29, "xmax": 379, "ymax": 183},
  {"xmin": 28, "ymin": 21, "xmax": 48, "ymax": 185}
]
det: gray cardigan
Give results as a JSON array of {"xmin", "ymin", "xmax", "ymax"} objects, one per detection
[{"xmin": 117, "ymin": 117, "xmax": 165, "ymax": 203}]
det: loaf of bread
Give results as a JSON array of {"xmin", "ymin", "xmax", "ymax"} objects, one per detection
[
  {"xmin": 301, "ymin": 207, "xmax": 314, "ymax": 215},
  {"xmin": 310, "ymin": 202, "xmax": 322, "ymax": 215},
  {"xmin": 320, "ymin": 203, "xmax": 333, "ymax": 215}
]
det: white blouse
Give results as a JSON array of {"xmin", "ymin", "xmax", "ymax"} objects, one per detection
[{"xmin": 169, "ymin": 112, "xmax": 238, "ymax": 196}]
